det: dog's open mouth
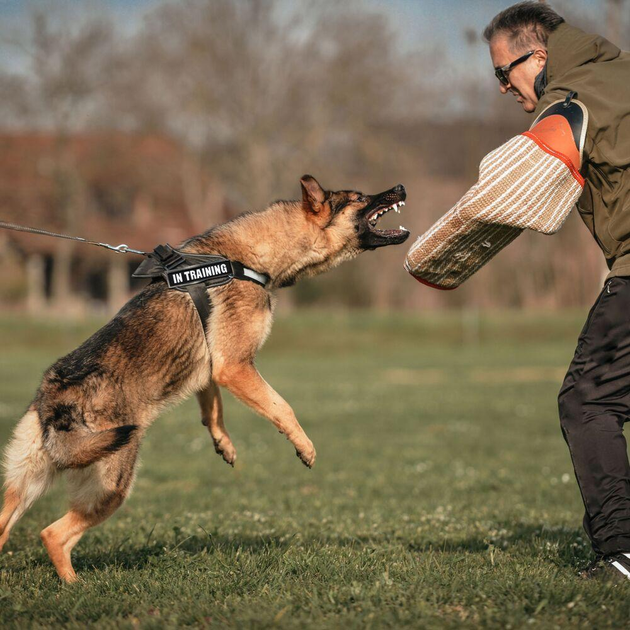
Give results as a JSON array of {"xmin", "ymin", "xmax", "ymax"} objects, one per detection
[
  {"xmin": 367, "ymin": 200, "xmax": 408, "ymax": 237},
  {"xmin": 358, "ymin": 184, "xmax": 410, "ymax": 249}
]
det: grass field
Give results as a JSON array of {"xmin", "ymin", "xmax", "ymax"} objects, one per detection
[{"xmin": 1, "ymin": 310, "xmax": 630, "ymax": 628}]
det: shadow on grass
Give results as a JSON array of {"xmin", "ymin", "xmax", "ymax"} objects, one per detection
[
  {"xmin": 407, "ymin": 522, "xmax": 590, "ymax": 568},
  {"xmin": 68, "ymin": 532, "xmax": 295, "ymax": 574},
  {"xmin": 17, "ymin": 521, "xmax": 590, "ymax": 577}
]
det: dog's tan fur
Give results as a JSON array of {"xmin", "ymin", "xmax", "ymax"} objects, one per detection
[{"xmin": 0, "ymin": 176, "xmax": 408, "ymax": 581}]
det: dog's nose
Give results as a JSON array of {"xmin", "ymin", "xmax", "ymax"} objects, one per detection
[{"xmin": 394, "ymin": 184, "xmax": 405, "ymax": 194}]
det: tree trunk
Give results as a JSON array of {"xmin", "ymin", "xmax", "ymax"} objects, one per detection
[
  {"xmin": 107, "ymin": 255, "xmax": 129, "ymax": 314},
  {"xmin": 51, "ymin": 240, "xmax": 73, "ymax": 314},
  {"xmin": 26, "ymin": 253, "xmax": 47, "ymax": 314}
]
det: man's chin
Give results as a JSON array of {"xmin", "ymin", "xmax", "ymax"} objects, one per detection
[{"xmin": 522, "ymin": 101, "xmax": 537, "ymax": 113}]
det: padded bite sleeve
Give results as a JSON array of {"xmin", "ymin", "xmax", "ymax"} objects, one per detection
[{"xmin": 404, "ymin": 98, "xmax": 587, "ymax": 290}]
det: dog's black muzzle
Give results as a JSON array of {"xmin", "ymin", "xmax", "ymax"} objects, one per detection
[{"xmin": 358, "ymin": 184, "xmax": 410, "ymax": 250}]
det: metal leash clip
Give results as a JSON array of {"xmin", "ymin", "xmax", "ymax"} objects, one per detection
[{"xmin": 99, "ymin": 243, "xmax": 147, "ymax": 255}]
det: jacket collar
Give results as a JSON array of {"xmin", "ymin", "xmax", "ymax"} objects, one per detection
[
  {"xmin": 546, "ymin": 23, "xmax": 621, "ymax": 85},
  {"xmin": 534, "ymin": 63, "xmax": 548, "ymax": 99}
]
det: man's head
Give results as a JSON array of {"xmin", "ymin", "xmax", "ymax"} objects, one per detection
[{"xmin": 483, "ymin": 2, "xmax": 564, "ymax": 112}]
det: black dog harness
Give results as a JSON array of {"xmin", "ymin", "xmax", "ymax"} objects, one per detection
[{"xmin": 132, "ymin": 244, "xmax": 269, "ymax": 334}]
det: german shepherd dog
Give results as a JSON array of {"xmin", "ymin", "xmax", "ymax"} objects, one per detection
[{"xmin": 0, "ymin": 176, "xmax": 408, "ymax": 582}]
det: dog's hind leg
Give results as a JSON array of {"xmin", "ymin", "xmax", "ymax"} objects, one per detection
[
  {"xmin": 40, "ymin": 496, "xmax": 123, "ymax": 583},
  {"xmin": 197, "ymin": 381, "xmax": 236, "ymax": 466},
  {"xmin": 214, "ymin": 363, "xmax": 316, "ymax": 468},
  {"xmin": 0, "ymin": 487, "xmax": 22, "ymax": 551},
  {"xmin": 1, "ymin": 409, "xmax": 56, "ymax": 551},
  {"xmin": 41, "ymin": 439, "xmax": 139, "ymax": 583}
]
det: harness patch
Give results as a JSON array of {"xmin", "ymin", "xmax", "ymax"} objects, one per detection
[{"xmin": 166, "ymin": 262, "xmax": 232, "ymax": 288}]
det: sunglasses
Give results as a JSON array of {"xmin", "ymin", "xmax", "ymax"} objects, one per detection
[{"xmin": 494, "ymin": 50, "xmax": 535, "ymax": 86}]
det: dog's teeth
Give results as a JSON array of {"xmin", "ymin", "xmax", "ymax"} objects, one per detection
[
  {"xmin": 400, "ymin": 201, "xmax": 405, "ymax": 206},
  {"xmin": 399, "ymin": 225, "xmax": 407, "ymax": 231}
]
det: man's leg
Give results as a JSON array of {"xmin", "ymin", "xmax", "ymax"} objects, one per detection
[{"xmin": 559, "ymin": 277, "xmax": 630, "ymax": 556}]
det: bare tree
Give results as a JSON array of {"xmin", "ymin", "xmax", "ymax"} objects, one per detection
[
  {"xmin": 1, "ymin": 11, "xmax": 118, "ymax": 313},
  {"xmin": 0, "ymin": 0, "xmax": 610, "ymax": 311}
]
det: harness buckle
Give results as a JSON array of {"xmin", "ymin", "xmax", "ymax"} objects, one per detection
[
  {"xmin": 152, "ymin": 244, "xmax": 186, "ymax": 270},
  {"xmin": 563, "ymin": 91, "xmax": 578, "ymax": 108}
]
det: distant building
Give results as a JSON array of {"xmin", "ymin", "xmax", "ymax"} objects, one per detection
[{"xmin": 0, "ymin": 133, "xmax": 237, "ymax": 315}]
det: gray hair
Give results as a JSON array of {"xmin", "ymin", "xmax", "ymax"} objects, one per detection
[{"xmin": 483, "ymin": 1, "xmax": 565, "ymax": 52}]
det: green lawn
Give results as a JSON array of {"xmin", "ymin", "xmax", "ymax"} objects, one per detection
[{"xmin": 1, "ymin": 310, "xmax": 629, "ymax": 628}]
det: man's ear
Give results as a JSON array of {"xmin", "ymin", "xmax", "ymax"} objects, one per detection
[
  {"xmin": 300, "ymin": 175, "xmax": 326, "ymax": 214},
  {"xmin": 534, "ymin": 47, "xmax": 548, "ymax": 71}
]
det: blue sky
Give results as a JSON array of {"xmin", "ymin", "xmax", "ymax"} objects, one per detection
[
  {"xmin": 0, "ymin": 1, "xmax": 619, "ymax": 44},
  {"xmin": 368, "ymin": 0, "xmax": 621, "ymax": 64},
  {"xmin": 0, "ymin": 0, "xmax": 624, "ymax": 83},
  {"xmin": 0, "ymin": 0, "xmax": 616, "ymax": 35}
]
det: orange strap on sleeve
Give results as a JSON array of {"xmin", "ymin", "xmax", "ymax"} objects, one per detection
[{"xmin": 523, "ymin": 115, "xmax": 584, "ymax": 186}]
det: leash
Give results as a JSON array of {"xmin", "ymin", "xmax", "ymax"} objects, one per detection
[{"xmin": 0, "ymin": 220, "xmax": 147, "ymax": 255}]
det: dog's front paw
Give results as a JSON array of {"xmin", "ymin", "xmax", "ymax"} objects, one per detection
[
  {"xmin": 213, "ymin": 436, "xmax": 237, "ymax": 467},
  {"xmin": 295, "ymin": 439, "xmax": 316, "ymax": 469}
]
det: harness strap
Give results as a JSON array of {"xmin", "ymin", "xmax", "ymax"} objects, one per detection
[
  {"xmin": 231, "ymin": 261, "xmax": 269, "ymax": 286},
  {"xmin": 187, "ymin": 283, "xmax": 212, "ymax": 336}
]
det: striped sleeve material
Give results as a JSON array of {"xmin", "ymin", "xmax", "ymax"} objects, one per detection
[{"xmin": 404, "ymin": 132, "xmax": 585, "ymax": 290}]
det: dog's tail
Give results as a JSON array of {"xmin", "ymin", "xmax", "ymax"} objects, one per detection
[
  {"xmin": 42, "ymin": 411, "xmax": 138, "ymax": 470},
  {"xmin": 47, "ymin": 425, "xmax": 137, "ymax": 469},
  {"xmin": 1, "ymin": 407, "xmax": 137, "ymax": 550},
  {"xmin": 1, "ymin": 408, "xmax": 56, "ymax": 549}
]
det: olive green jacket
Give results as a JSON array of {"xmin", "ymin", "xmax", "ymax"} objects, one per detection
[{"xmin": 534, "ymin": 23, "xmax": 630, "ymax": 277}]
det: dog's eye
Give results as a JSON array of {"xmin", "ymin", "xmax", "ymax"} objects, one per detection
[{"xmin": 356, "ymin": 195, "xmax": 367, "ymax": 203}]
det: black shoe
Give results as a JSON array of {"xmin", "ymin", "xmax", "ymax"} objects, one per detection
[{"xmin": 580, "ymin": 553, "xmax": 630, "ymax": 582}]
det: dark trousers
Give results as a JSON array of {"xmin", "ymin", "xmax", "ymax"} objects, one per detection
[{"xmin": 559, "ymin": 277, "xmax": 630, "ymax": 555}]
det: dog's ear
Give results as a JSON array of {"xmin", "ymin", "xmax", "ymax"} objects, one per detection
[{"xmin": 300, "ymin": 175, "xmax": 326, "ymax": 214}]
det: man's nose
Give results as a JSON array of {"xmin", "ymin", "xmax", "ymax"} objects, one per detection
[{"xmin": 499, "ymin": 82, "xmax": 510, "ymax": 94}]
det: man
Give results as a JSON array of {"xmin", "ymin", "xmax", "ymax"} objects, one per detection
[{"xmin": 484, "ymin": 2, "xmax": 630, "ymax": 579}]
